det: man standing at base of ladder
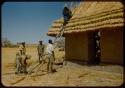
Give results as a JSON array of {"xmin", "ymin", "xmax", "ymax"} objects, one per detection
[{"xmin": 46, "ymin": 39, "xmax": 55, "ymax": 73}]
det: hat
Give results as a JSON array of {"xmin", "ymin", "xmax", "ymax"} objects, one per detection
[
  {"xmin": 64, "ymin": 3, "xmax": 68, "ymax": 7},
  {"xmin": 48, "ymin": 39, "xmax": 52, "ymax": 44},
  {"xmin": 22, "ymin": 42, "xmax": 25, "ymax": 44},
  {"xmin": 39, "ymin": 40, "xmax": 42, "ymax": 42}
]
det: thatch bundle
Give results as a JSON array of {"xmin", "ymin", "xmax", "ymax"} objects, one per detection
[{"xmin": 47, "ymin": 1, "xmax": 124, "ymax": 36}]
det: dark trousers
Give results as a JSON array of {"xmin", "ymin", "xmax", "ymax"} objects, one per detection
[
  {"xmin": 63, "ymin": 15, "xmax": 71, "ymax": 26},
  {"xmin": 38, "ymin": 53, "xmax": 44, "ymax": 63}
]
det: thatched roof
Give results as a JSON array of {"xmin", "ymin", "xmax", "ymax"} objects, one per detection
[{"xmin": 47, "ymin": 1, "xmax": 124, "ymax": 36}]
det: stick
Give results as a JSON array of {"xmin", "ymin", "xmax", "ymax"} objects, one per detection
[
  {"xmin": 10, "ymin": 77, "xmax": 26, "ymax": 85},
  {"xmin": 28, "ymin": 63, "xmax": 41, "ymax": 74}
]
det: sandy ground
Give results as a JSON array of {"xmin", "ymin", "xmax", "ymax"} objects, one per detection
[{"xmin": 1, "ymin": 47, "xmax": 123, "ymax": 87}]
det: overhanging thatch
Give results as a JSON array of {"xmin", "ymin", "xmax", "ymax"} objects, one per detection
[{"xmin": 47, "ymin": 1, "xmax": 124, "ymax": 36}]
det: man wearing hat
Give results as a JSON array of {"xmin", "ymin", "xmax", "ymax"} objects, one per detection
[
  {"xmin": 15, "ymin": 42, "xmax": 27, "ymax": 74},
  {"xmin": 37, "ymin": 40, "xmax": 45, "ymax": 63}
]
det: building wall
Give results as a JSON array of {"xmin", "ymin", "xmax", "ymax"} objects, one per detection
[
  {"xmin": 100, "ymin": 29, "xmax": 123, "ymax": 64},
  {"xmin": 65, "ymin": 33, "xmax": 88, "ymax": 61}
]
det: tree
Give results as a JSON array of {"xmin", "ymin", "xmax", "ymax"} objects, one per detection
[{"xmin": 2, "ymin": 37, "xmax": 13, "ymax": 47}]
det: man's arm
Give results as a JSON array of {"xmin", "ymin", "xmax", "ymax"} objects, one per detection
[
  {"xmin": 19, "ymin": 50, "xmax": 23, "ymax": 55},
  {"xmin": 37, "ymin": 46, "xmax": 40, "ymax": 55},
  {"xmin": 18, "ymin": 56, "xmax": 22, "ymax": 65},
  {"xmin": 42, "ymin": 45, "xmax": 45, "ymax": 54},
  {"xmin": 52, "ymin": 45, "xmax": 55, "ymax": 61},
  {"xmin": 52, "ymin": 51, "xmax": 55, "ymax": 61}
]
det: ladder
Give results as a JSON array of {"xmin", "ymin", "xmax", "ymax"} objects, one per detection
[
  {"xmin": 53, "ymin": 25, "xmax": 65, "ymax": 48},
  {"xmin": 28, "ymin": 26, "xmax": 65, "ymax": 74}
]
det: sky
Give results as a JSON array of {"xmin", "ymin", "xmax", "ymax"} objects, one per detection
[{"xmin": 2, "ymin": 2, "xmax": 76, "ymax": 44}]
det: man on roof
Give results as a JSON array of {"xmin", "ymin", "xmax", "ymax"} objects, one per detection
[{"xmin": 62, "ymin": 5, "xmax": 72, "ymax": 26}]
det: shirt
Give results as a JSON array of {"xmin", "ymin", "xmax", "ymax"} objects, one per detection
[
  {"xmin": 37, "ymin": 44, "xmax": 44, "ymax": 54},
  {"xmin": 46, "ymin": 43, "xmax": 54, "ymax": 54},
  {"xmin": 18, "ymin": 45, "xmax": 23, "ymax": 51},
  {"xmin": 18, "ymin": 45, "xmax": 26, "ymax": 55}
]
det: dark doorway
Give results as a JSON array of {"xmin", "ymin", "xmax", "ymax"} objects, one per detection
[
  {"xmin": 87, "ymin": 31, "xmax": 101, "ymax": 65},
  {"xmin": 94, "ymin": 31, "xmax": 101, "ymax": 64}
]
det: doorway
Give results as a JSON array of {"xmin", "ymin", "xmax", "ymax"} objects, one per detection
[{"xmin": 88, "ymin": 31, "xmax": 101, "ymax": 64}]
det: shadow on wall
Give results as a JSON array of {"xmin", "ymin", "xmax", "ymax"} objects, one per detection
[{"xmin": 65, "ymin": 59, "xmax": 122, "ymax": 66}]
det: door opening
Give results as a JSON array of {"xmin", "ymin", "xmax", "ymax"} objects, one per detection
[{"xmin": 88, "ymin": 31, "xmax": 101, "ymax": 65}]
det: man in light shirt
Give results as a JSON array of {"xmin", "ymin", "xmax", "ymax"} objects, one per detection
[
  {"xmin": 18, "ymin": 42, "xmax": 26, "ymax": 55},
  {"xmin": 46, "ymin": 39, "xmax": 55, "ymax": 73}
]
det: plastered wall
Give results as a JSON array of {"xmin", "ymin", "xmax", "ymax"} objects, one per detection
[
  {"xmin": 100, "ymin": 29, "xmax": 123, "ymax": 64},
  {"xmin": 65, "ymin": 33, "xmax": 88, "ymax": 61}
]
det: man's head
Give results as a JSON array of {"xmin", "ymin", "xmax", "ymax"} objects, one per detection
[
  {"xmin": 26, "ymin": 55, "xmax": 31, "ymax": 60},
  {"xmin": 39, "ymin": 40, "xmax": 43, "ymax": 45},
  {"xmin": 48, "ymin": 39, "xmax": 52, "ymax": 44},
  {"xmin": 64, "ymin": 6, "xmax": 69, "ymax": 11}
]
